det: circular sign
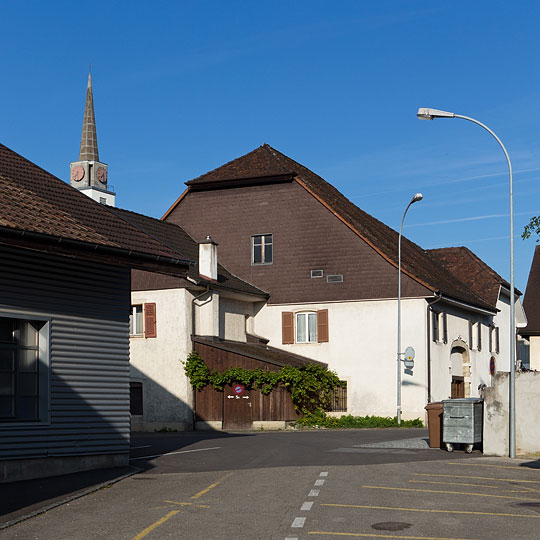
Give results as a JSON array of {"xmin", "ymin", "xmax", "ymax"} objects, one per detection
[
  {"xmin": 233, "ymin": 384, "xmax": 244, "ymax": 396},
  {"xmin": 489, "ymin": 356, "xmax": 496, "ymax": 376}
]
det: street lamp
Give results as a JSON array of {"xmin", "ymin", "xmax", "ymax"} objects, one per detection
[
  {"xmin": 397, "ymin": 192, "xmax": 423, "ymax": 425},
  {"xmin": 417, "ymin": 107, "xmax": 516, "ymax": 458}
]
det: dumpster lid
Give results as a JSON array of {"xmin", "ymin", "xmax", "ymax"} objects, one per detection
[
  {"xmin": 442, "ymin": 398, "xmax": 483, "ymax": 404},
  {"xmin": 425, "ymin": 401, "xmax": 443, "ymax": 410}
]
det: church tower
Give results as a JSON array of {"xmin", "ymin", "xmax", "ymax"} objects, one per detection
[{"xmin": 70, "ymin": 73, "xmax": 116, "ymax": 206}]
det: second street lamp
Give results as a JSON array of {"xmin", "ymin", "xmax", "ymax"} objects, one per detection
[{"xmin": 397, "ymin": 193, "xmax": 423, "ymax": 425}]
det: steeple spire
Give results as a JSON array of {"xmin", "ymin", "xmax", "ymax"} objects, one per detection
[
  {"xmin": 70, "ymin": 71, "xmax": 115, "ymax": 206},
  {"xmin": 79, "ymin": 72, "xmax": 99, "ymax": 161}
]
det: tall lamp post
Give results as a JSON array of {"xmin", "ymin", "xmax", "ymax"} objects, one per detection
[
  {"xmin": 417, "ymin": 107, "xmax": 516, "ymax": 458},
  {"xmin": 397, "ymin": 193, "xmax": 423, "ymax": 425}
]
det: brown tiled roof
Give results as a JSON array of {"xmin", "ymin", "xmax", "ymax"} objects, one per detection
[
  {"xmin": 181, "ymin": 144, "xmax": 494, "ymax": 311},
  {"xmin": 192, "ymin": 335, "xmax": 326, "ymax": 369},
  {"xmin": 186, "ymin": 145, "xmax": 294, "ymax": 187},
  {"xmin": 0, "ymin": 142, "xmax": 188, "ymax": 264},
  {"xmin": 108, "ymin": 206, "xmax": 267, "ymax": 298},
  {"xmin": 521, "ymin": 245, "xmax": 540, "ymax": 335},
  {"xmin": 428, "ymin": 247, "xmax": 512, "ymax": 310}
]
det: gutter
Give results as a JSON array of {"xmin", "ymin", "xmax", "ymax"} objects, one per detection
[
  {"xmin": 439, "ymin": 294, "xmax": 496, "ymax": 316},
  {"xmin": 0, "ymin": 226, "xmax": 194, "ymax": 268}
]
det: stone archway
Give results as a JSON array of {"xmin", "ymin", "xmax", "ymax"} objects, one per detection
[{"xmin": 450, "ymin": 339, "xmax": 471, "ymax": 398}]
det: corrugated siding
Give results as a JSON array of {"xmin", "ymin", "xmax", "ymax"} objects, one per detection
[{"xmin": 0, "ymin": 245, "xmax": 130, "ymax": 459}]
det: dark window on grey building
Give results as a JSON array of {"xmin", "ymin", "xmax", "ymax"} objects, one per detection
[
  {"xmin": 130, "ymin": 382, "xmax": 143, "ymax": 416},
  {"xmin": 0, "ymin": 317, "xmax": 48, "ymax": 422},
  {"xmin": 252, "ymin": 234, "xmax": 273, "ymax": 265}
]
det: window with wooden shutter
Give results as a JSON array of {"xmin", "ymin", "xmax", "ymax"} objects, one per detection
[
  {"xmin": 282, "ymin": 312, "xmax": 294, "ymax": 344},
  {"xmin": 317, "ymin": 309, "xmax": 329, "ymax": 343},
  {"xmin": 144, "ymin": 303, "xmax": 157, "ymax": 338}
]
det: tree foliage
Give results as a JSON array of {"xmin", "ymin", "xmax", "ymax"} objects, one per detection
[
  {"xmin": 183, "ymin": 352, "xmax": 342, "ymax": 414},
  {"xmin": 522, "ymin": 216, "xmax": 540, "ymax": 242}
]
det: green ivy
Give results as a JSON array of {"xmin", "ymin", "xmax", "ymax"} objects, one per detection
[{"xmin": 183, "ymin": 352, "xmax": 342, "ymax": 414}]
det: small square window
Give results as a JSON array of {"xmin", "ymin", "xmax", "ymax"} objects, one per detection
[
  {"xmin": 327, "ymin": 274, "xmax": 343, "ymax": 283},
  {"xmin": 252, "ymin": 234, "xmax": 273, "ymax": 265},
  {"xmin": 311, "ymin": 270, "xmax": 324, "ymax": 278}
]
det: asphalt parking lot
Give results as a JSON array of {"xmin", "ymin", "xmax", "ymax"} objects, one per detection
[{"xmin": 1, "ymin": 430, "xmax": 539, "ymax": 539}]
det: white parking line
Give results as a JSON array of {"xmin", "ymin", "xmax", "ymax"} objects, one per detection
[
  {"xmin": 315, "ymin": 479, "xmax": 325, "ymax": 486},
  {"xmin": 301, "ymin": 501, "xmax": 314, "ymax": 511},
  {"xmin": 308, "ymin": 489, "xmax": 320, "ymax": 497},
  {"xmin": 129, "ymin": 446, "xmax": 221, "ymax": 461},
  {"xmin": 291, "ymin": 517, "xmax": 306, "ymax": 528}
]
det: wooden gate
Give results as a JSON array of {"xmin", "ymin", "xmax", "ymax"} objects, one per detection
[{"xmin": 223, "ymin": 385, "xmax": 252, "ymax": 429}]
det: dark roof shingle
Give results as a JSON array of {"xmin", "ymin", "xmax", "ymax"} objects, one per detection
[
  {"xmin": 0, "ymin": 143, "xmax": 186, "ymax": 262},
  {"xmin": 182, "ymin": 144, "xmax": 495, "ymax": 311},
  {"xmin": 428, "ymin": 247, "xmax": 512, "ymax": 310},
  {"xmin": 108, "ymin": 206, "xmax": 267, "ymax": 297},
  {"xmin": 192, "ymin": 335, "xmax": 326, "ymax": 369}
]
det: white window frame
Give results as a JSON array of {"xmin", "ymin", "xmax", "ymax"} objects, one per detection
[
  {"xmin": 130, "ymin": 305, "xmax": 144, "ymax": 336},
  {"xmin": 0, "ymin": 311, "xmax": 50, "ymax": 424},
  {"xmin": 251, "ymin": 234, "xmax": 273, "ymax": 265},
  {"xmin": 295, "ymin": 311, "xmax": 318, "ymax": 343}
]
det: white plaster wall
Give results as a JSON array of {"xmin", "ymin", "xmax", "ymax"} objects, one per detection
[
  {"xmin": 483, "ymin": 371, "xmax": 540, "ymax": 456},
  {"xmin": 253, "ymin": 298, "xmax": 428, "ymax": 420},
  {"xmin": 219, "ymin": 297, "xmax": 250, "ymax": 342},
  {"xmin": 194, "ymin": 291, "xmax": 219, "ymax": 337},
  {"xmin": 130, "ymin": 289, "xmax": 193, "ymax": 431},
  {"xmin": 531, "ymin": 336, "xmax": 540, "ymax": 371}
]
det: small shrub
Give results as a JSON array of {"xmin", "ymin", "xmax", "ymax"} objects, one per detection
[{"xmin": 295, "ymin": 411, "xmax": 423, "ymax": 429}]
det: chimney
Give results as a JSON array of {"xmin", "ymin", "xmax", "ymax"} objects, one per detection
[{"xmin": 199, "ymin": 236, "xmax": 218, "ymax": 281}]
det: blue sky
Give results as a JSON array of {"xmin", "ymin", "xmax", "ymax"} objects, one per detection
[{"xmin": 1, "ymin": 0, "xmax": 539, "ymax": 292}]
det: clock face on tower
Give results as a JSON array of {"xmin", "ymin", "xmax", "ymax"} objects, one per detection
[
  {"xmin": 96, "ymin": 167, "xmax": 107, "ymax": 184},
  {"xmin": 71, "ymin": 165, "xmax": 85, "ymax": 182}
]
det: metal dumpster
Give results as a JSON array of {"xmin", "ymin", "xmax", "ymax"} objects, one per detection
[{"xmin": 442, "ymin": 398, "xmax": 483, "ymax": 453}]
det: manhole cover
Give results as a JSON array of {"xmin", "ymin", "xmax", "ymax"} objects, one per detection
[{"xmin": 372, "ymin": 522, "xmax": 412, "ymax": 531}]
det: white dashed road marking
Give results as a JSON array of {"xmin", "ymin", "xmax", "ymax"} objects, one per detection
[
  {"xmin": 315, "ymin": 479, "xmax": 325, "ymax": 486},
  {"xmin": 308, "ymin": 489, "xmax": 320, "ymax": 497},
  {"xmin": 291, "ymin": 517, "xmax": 306, "ymax": 528},
  {"xmin": 301, "ymin": 501, "xmax": 314, "ymax": 511},
  {"xmin": 320, "ymin": 472, "xmax": 328, "ymax": 477}
]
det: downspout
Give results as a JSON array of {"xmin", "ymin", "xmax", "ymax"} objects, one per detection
[
  {"xmin": 426, "ymin": 292, "xmax": 443, "ymax": 403},
  {"xmin": 190, "ymin": 283, "xmax": 210, "ymax": 431}
]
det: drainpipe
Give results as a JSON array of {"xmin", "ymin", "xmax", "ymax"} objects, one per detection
[
  {"xmin": 189, "ymin": 283, "xmax": 210, "ymax": 431},
  {"xmin": 426, "ymin": 293, "xmax": 443, "ymax": 403}
]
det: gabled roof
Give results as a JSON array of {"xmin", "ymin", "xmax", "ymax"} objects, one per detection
[
  {"xmin": 0, "ymin": 142, "xmax": 190, "ymax": 267},
  {"xmin": 171, "ymin": 144, "xmax": 495, "ymax": 312},
  {"xmin": 428, "ymin": 247, "xmax": 514, "ymax": 310},
  {"xmin": 521, "ymin": 245, "xmax": 540, "ymax": 335},
  {"xmin": 108, "ymin": 206, "xmax": 268, "ymax": 298}
]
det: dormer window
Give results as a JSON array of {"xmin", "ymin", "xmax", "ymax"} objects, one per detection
[{"xmin": 252, "ymin": 234, "xmax": 273, "ymax": 265}]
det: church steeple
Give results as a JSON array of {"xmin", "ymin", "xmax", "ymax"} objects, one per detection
[
  {"xmin": 79, "ymin": 73, "xmax": 100, "ymax": 162},
  {"xmin": 70, "ymin": 71, "xmax": 115, "ymax": 206}
]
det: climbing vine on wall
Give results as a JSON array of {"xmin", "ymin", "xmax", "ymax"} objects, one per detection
[{"xmin": 183, "ymin": 352, "xmax": 342, "ymax": 414}]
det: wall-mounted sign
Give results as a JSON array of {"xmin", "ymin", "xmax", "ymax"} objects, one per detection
[{"xmin": 233, "ymin": 384, "xmax": 245, "ymax": 396}]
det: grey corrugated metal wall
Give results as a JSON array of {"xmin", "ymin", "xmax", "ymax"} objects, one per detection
[{"xmin": 0, "ymin": 244, "xmax": 131, "ymax": 460}]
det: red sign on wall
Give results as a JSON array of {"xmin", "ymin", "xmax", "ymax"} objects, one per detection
[
  {"xmin": 490, "ymin": 356, "xmax": 496, "ymax": 376},
  {"xmin": 233, "ymin": 384, "xmax": 244, "ymax": 396}
]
